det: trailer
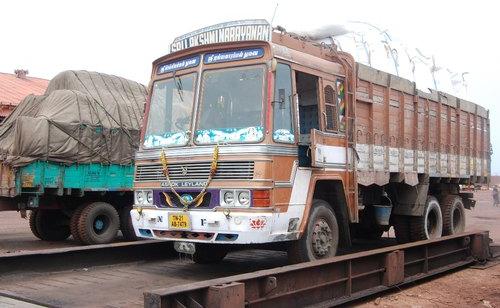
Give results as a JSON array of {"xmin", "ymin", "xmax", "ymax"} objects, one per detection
[
  {"xmin": 130, "ymin": 20, "xmax": 490, "ymax": 263},
  {"xmin": 0, "ymin": 70, "xmax": 146, "ymax": 245}
]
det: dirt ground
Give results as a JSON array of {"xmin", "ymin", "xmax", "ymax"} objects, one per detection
[{"xmin": 0, "ymin": 190, "xmax": 499, "ymax": 307}]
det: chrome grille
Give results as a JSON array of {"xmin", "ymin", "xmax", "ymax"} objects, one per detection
[{"xmin": 135, "ymin": 161, "xmax": 254, "ymax": 181}]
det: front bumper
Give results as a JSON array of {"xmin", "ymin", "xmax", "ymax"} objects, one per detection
[{"xmin": 130, "ymin": 205, "xmax": 305, "ymax": 244}]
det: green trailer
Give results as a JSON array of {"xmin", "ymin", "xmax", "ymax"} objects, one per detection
[{"xmin": 0, "ymin": 161, "xmax": 137, "ymax": 244}]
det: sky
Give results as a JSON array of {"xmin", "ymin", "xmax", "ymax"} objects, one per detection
[{"xmin": 1, "ymin": 0, "xmax": 499, "ymax": 174}]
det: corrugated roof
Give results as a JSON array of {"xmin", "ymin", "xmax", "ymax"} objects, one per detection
[{"xmin": 0, "ymin": 72, "xmax": 49, "ymax": 106}]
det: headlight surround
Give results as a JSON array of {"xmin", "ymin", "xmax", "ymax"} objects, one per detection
[
  {"xmin": 220, "ymin": 189, "xmax": 251, "ymax": 207},
  {"xmin": 135, "ymin": 190, "xmax": 153, "ymax": 205}
]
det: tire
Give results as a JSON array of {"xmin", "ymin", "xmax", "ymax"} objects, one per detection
[
  {"xmin": 410, "ymin": 196, "xmax": 443, "ymax": 241},
  {"xmin": 393, "ymin": 215, "xmax": 411, "ymax": 244},
  {"xmin": 120, "ymin": 205, "xmax": 138, "ymax": 241},
  {"xmin": 35, "ymin": 210, "xmax": 71, "ymax": 241},
  {"xmin": 77, "ymin": 202, "xmax": 120, "ymax": 245},
  {"xmin": 192, "ymin": 244, "xmax": 228, "ymax": 264},
  {"xmin": 70, "ymin": 204, "xmax": 87, "ymax": 243},
  {"xmin": 29, "ymin": 210, "xmax": 41, "ymax": 240},
  {"xmin": 441, "ymin": 195, "xmax": 466, "ymax": 235},
  {"xmin": 288, "ymin": 199, "xmax": 339, "ymax": 264}
]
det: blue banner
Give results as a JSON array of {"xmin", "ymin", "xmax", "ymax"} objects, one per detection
[
  {"xmin": 157, "ymin": 56, "xmax": 200, "ymax": 74},
  {"xmin": 203, "ymin": 48, "xmax": 264, "ymax": 64}
]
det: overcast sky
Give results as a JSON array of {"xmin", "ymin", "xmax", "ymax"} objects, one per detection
[{"xmin": 1, "ymin": 0, "xmax": 499, "ymax": 174}]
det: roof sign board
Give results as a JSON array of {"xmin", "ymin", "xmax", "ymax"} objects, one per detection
[
  {"xmin": 170, "ymin": 19, "xmax": 271, "ymax": 53},
  {"xmin": 204, "ymin": 48, "xmax": 264, "ymax": 64},
  {"xmin": 157, "ymin": 55, "xmax": 201, "ymax": 74}
]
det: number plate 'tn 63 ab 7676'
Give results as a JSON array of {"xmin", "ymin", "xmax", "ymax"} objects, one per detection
[{"xmin": 168, "ymin": 213, "xmax": 191, "ymax": 230}]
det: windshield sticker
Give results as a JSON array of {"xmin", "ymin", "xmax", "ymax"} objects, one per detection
[
  {"xmin": 157, "ymin": 56, "xmax": 200, "ymax": 75},
  {"xmin": 144, "ymin": 132, "xmax": 189, "ymax": 147},
  {"xmin": 170, "ymin": 19, "xmax": 271, "ymax": 52},
  {"xmin": 195, "ymin": 126, "xmax": 263, "ymax": 144},
  {"xmin": 273, "ymin": 129, "xmax": 295, "ymax": 143},
  {"xmin": 204, "ymin": 48, "xmax": 264, "ymax": 64}
]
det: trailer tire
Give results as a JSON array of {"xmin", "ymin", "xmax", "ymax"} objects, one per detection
[
  {"xmin": 410, "ymin": 196, "xmax": 443, "ymax": 241},
  {"xmin": 288, "ymin": 199, "xmax": 339, "ymax": 264},
  {"xmin": 120, "ymin": 205, "xmax": 138, "ymax": 241},
  {"xmin": 393, "ymin": 215, "xmax": 411, "ymax": 244},
  {"xmin": 77, "ymin": 202, "xmax": 119, "ymax": 245},
  {"xmin": 29, "ymin": 210, "xmax": 41, "ymax": 240},
  {"xmin": 70, "ymin": 204, "xmax": 87, "ymax": 243},
  {"xmin": 192, "ymin": 244, "xmax": 228, "ymax": 264},
  {"xmin": 35, "ymin": 210, "xmax": 71, "ymax": 241},
  {"xmin": 441, "ymin": 195, "xmax": 466, "ymax": 235}
]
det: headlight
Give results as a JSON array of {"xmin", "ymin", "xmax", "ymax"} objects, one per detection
[
  {"xmin": 146, "ymin": 191, "xmax": 153, "ymax": 204},
  {"xmin": 135, "ymin": 190, "xmax": 153, "ymax": 205},
  {"xmin": 223, "ymin": 191, "xmax": 234, "ymax": 205},
  {"xmin": 136, "ymin": 191, "xmax": 145, "ymax": 204},
  {"xmin": 220, "ymin": 189, "xmax": 251, "ymax": 207},
  {"xmin": 237, "ymin": 191, "xmax": 250, "ymax": 206}
]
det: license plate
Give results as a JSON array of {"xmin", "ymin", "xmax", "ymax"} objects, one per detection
[{"xmin": 169, "ymin": 213, "xmax": 191, "ymax": 230}]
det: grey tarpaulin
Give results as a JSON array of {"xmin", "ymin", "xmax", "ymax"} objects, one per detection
[{"xmin": 0, "ymin": 70, "xmax": 147, "ymax": 167}]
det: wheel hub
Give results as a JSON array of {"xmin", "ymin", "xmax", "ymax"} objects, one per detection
[{"xmin": 311, "ymin": 219, "xmax": 333, "ymax": 258}]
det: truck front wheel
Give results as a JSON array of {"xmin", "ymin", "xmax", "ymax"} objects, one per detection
[
  {"xmin": 77, "ymin": 202, "xmax": 119, "ymax": 245},
  {"xmin": 288, "ymin": 199, "xmax": 339, "ymax": 263},
  {"xmin": 410, "ymin": 196, "xmax": 443, "ymax": 241},
  {"xmin": 35, "ymin": 210, "xmax": 71, "ymax": 241},
  {"xmin": 120, "ymin": 205, "xmax": 138, "ymax": 241}
]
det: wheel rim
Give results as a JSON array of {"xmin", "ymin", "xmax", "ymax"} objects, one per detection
[
  {"xmin": 452, "ymin": 207, "xmax": 463, "ymax": 233},
  {"xmin": 426, "ymin": 208, "xmax": 439, "ymax": 237},
  {"xmin": 311, "ymin": 218, "xmax": 333, "ymax": 258},
  {"xmin": 93, "ymin": 215, "xmax": 110, "ymax": 235}
]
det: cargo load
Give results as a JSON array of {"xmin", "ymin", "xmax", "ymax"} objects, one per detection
[{"xmin": 0, "ymin": 70, "xmax": 147, "ymax": 167}]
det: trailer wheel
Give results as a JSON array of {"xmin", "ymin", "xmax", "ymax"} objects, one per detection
[
  {"xmin": 288, "ymin": 199, "xmax": 339, "ymax": 263},
  {"xmin": 35, "ymin": 210, "xmax": 71, "ymax": 241},
  {"xmin": 120, "ymin": 205, "xmax": 138, "ymax": 241},
  {"xmin": 70, "ymin": 204, "xmax": 87, "ymax": 243},
  {"xmin": 77, "ymin": 202, "xmax": 119, "ymax": 245},
  {"xmin": 410, "ymin": 196, "xmax": 443, "ymax": 241},
  {"xmin": 192, "ymin": 244, "xmax": 228, "ymax": 264},
  {"xmin": 29, "ymin": 210, "xmax": 41, "ymax": 240},
  {"xmin": 441, "ymin": 195, "xmax": 466, "ymax": 235},
  {"xmin": 393, "ymin": 215, "xmax": 411, "ymax": 244}
]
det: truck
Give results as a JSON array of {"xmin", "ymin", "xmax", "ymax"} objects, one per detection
[
  {"xmin": 0, "ymin": 70, "xmax": 147, "ymax": 244},
  {"xmin": 131, "ymin": 20, "xmax": 491, "ymax": 263}
]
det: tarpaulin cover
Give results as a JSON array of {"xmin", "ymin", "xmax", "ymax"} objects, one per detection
[{"xmin": 0, "ymin": 71, "xmax": 147, "ymax": 167}]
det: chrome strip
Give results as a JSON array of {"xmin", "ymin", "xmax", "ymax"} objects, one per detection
[
  {"xmin": 275, "ymin": 160, "xmax": 298, "ymax": 188},
  {"xmin": 136, "ymin": 144, "xmax": 298, "ymax": 160}
]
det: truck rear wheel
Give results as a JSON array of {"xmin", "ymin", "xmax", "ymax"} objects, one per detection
[
  {"xmin": 120, "ymin": 205, "xmax": 138, "ymax": 241},
  {"xmin": 287, "ymin": 199, "xmax": 339, "ymax": 264},
  {"xmin": 441, "ymin": 195, "xmax": 466, "ymax": 235},
  {"xmin": 410, "ymin": 196, "xmax": 443, "ymax": 241},
  {"xmin": 192, "ymin": 244, "xmax": 228, "ymax": 264},
  {"xmin": 29, "ymin": 210, "xmax": 41, "ymax": 240},
  {"xmin": 70, "ymin": 204, "xmax": 87, "ymax": 243},
  {"xmin": 35, "ymin": 210, "xmax": 71, "ymax": 241},
  {"xmin": 77, "ymin": 202, "xmax": 119, "ymax": 245}
]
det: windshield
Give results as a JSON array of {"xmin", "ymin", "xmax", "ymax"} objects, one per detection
[
  {"xmin": 143, "ymin": 73, "xmax": 196, "ymax": 148},
  {"xmin": 195, "ymin": 65, "xmax": 265, "ymax": 144}
]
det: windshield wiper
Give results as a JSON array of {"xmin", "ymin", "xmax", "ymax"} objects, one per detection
[{"xmin": 172, "ymin": 71, "xmax": 184, "ymax": 102}]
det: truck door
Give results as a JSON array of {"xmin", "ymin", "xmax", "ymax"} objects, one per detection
[{"xmin": 309, "ymin": 78, "xmax": 349, "ymax": 169}]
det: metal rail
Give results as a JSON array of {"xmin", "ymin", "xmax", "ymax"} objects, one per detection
[{"xmin": 144, "ymin": 231, "xmax": 492, "ymax": 308}]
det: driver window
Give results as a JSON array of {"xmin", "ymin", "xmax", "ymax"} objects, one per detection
[{"xmin": 273, "ymin": 63, "xmax": 294, "ymax": 143}]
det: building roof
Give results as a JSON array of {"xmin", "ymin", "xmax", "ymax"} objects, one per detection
[{"xmin": 0, "ymin": 71, "xmax": 49, "ymax": 107}]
